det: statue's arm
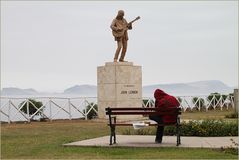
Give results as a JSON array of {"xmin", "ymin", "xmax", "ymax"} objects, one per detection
[
  {"xmin": 110, "ymin": 19, "xmax": 118, "ymax": 31},
  {"xmin": 127, "ymin": 23, "xmax": 132, "ymax": 30},
  {"xmin": 125, "ymin": 19, "xmax": 132, "ymax": 30}
]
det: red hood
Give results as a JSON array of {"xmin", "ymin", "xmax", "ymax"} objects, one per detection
[{"xmin": 154, "ymin": 89, "xmax": 168, "ymax": 100}]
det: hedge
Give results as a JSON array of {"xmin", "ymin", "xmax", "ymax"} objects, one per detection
[{"xmin": 122, "ymin": 120, "xmax": 238, "ymax": 136}]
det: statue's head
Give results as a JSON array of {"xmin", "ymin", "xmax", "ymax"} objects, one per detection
[{"xmin": 116, "ymin": 10, "xmax": 124, "ymax": 19}]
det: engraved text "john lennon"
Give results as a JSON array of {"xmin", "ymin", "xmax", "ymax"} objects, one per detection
[{"xmin": 120, "ymin": 90, "xmax": 138, "ymax": 94}]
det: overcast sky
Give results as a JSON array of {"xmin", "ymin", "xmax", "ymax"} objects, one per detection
[{"xmin": 1, "ymin": 1, "xmax": 238, "ymax": 92}]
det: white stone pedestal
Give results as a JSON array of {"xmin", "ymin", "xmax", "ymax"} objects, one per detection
[{"xmin": 97, "ymin": 62, "xmax": 142, "ymax": 119}]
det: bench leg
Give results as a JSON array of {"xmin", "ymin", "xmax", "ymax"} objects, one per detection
[
  {"xmin": 176, "ymin": 124, "xmax": 179, "ymax": 146},
  {"xmin": 176, "ymin": 117, "xmax": 181, "ymax": 146},
  {"xmin": 113, "ymin": 116, "xmax": 116, "ymax": 144},
  {"xmin": 108, "ymin": 113, "xmax": 114, "ymax": 145},
  {"xmin": 110, "ymin": 126, "xmax": 114, "ymax": 145},
  {"xmin": 113, "ymin": 126, "xmax": 116, "ymax": 144},
  {"xmin": 179, "ymin": 124, "xmax": 181, "ymax": 145},
  {"xmin": 109, "ymin": 126, "xmax": 116, "ymax": 145}
]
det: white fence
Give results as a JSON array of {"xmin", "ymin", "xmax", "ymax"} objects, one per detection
[
  {"xmin": 177, "ymin": 94, "xmax": 234, "ymax": 111},
  {"xmin": 0, "ymin": 94, "xmax": 234, "ymax": 123},
  {"xmin": 0, "ymin": 97, "xmax": 97, "ymax": 123},
  {"xmin": 143, "ymin": 94, "xmax": 234, "ymax": 111}
]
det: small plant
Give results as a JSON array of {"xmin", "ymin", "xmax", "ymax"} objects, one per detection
[
  {"xmin": 221, "ymin": 138, "xmax": 239, "ymax": 155},
  {"xmin": 225, "ymin": 112, "xmax": 238, "ymax": 119}
]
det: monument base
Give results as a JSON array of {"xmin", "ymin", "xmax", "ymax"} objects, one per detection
[{"xmin": 97, "ymin": 62, "xmax": 142, "ymax": 120}]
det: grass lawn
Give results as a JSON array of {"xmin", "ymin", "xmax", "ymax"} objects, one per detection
[
  {"xmin": 181, "ymin": 108, "xmax": 236, "ymax": 120},
  {"xmin": 1, "ymin": 111, "xmax": 238, "ymax": 159}
]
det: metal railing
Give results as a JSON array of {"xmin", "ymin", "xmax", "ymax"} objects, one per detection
[{"xmin": 0, "ymin": 94, "xmax": 234, "ymax": 123}]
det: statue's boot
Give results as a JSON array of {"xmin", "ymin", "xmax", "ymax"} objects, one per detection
[{"xmin": 119, "ymin": 60, "xmax": 128, "ymax": 62}]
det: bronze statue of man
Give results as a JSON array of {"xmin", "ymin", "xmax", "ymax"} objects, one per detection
[{"xmin": 110, "ymin": 10, "xmax": 132, "ymax": 62}]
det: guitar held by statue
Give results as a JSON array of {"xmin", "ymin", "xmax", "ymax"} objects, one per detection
[{"xmin": 112, "ymin": 16, "xmax": 140, "ymax": 38}]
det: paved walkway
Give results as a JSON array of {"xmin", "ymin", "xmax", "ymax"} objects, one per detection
[{"xmin": 64, "ymin": 135, "xmax": 239, "ymax": 148}]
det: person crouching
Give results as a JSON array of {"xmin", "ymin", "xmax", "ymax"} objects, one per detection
[{"xmin": 149, "ymin": 89, "xmax": 180, "ymax": 143}]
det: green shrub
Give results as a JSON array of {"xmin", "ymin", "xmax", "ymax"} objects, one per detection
[
  {"xmin": 186, "ymin": 120, "xmax": 236, "ymax": 136},
  {"xmin": 122, "ymin": 128, "xmax": 156, "ymax": 135},
  {"xmin": 19, "ymin": 99, "xmax": 44, "ymax": 120},
  {"xmin": 122, "ymin": 120, "xmax": 238, "ymax": 136},
  {"xmin": 229, "ymin": 93, "xmax": 234, "ymax": 101},
  {"xmin": 177, "ymin": 97, "xmax": 182, "ymax": 103},
  {"xmin": 228, "ymin": 93, "xmax": 235, "ymax": 107},
  {"xmin": 207, "ymin": 93, "xmax": 227, "ymax": 109},
  {"xmin": 192, "ymin": 97, "xmax": 205, "ymax": 110},
  {"xmin": 166, "ymin": 120, "xmax": 238, "ymax": 136},
  {"xmin": 83, "ymin": 103, "xmax": 98, "ymax": 120},
  {"xmin": 142, "ymin": 99, "xmax": 154, "ymax": 107}
]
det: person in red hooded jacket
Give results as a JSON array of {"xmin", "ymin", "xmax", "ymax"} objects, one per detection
[{"xmin": 149, "ymin": 89, "xmax": 180, "ymax": 143}]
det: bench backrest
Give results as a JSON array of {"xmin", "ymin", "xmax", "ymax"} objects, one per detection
[{"xmin": 105, "ymin": 107, "xmax": 181, "ymax": 116}]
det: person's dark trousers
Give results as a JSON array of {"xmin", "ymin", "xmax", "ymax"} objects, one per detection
[{"xmin": 149, "ymin": 115, "xmax": 164, "ymax": 143}]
